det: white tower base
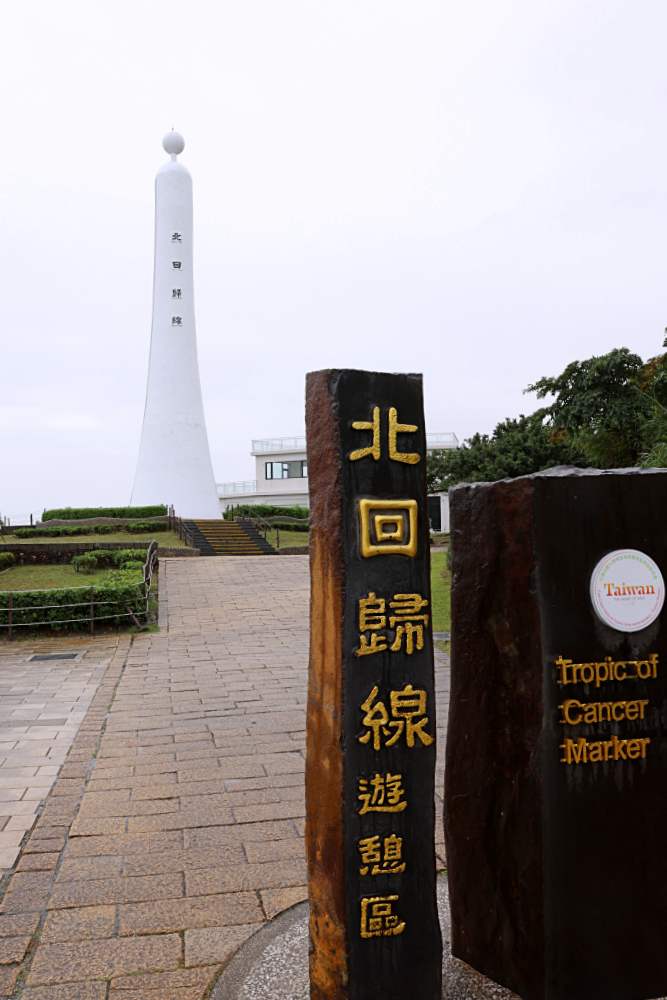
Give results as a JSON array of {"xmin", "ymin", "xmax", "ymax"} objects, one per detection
[{"xmin": 132, "ymin": 132, "xmax": 220, "ymax": 519}]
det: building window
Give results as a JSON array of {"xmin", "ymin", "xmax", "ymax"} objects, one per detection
[{"xmin": 265, "ymin": 460, "xmax": 308, "ymax": 480}]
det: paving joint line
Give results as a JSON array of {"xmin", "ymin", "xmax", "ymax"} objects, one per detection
[{"xmin": 0, "ymin": 637, "xmax": 133, "ymax": 999}]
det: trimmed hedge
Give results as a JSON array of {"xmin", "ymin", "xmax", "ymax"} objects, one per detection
[
  {"xmin": 125, "ymin": 522, "xmax": 169, "ymax": 534},
  {"xmin": 0, "ymin": 554, "xmax": 15, "ymax": 571},
  {"xmin": 224, "ymin": 503, "xmax": 309, "ymax": 521},
  {"xmin": 43, "ymin": 505, "xmax": 167, "ymax": 522},
  {"xmin": 0, "ymin": 543, "xmax": 148, "ymax": 566},
  {"xmin": 15, "ymin": 522, "xmax": 168, "ymax": 539},
  {"xmin": 0, "ymin": 571, "xmax": 146, "ymax": 631},
  {"xmin": 16, "ymin": 526, "xmax": 116, "ymax": 539},
  {"xmin": 270, "ymin": 520, "xmax": 309, "ymax": 532},
  {"xmin": 71, "ymin": 549, "xmax": 148, "ymax": 573},
  {"xmin": 70, "ymin": 553, "xmax": 99, "ymax": 574}
]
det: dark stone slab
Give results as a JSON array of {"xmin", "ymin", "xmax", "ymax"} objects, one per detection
[
  {"xmin": 306, "ymin": 369, "xmax": 442, "ymax": 1000},
  {"xmin": 445, "ymin": 467, "xmax": 667, "ymax": 1000}
]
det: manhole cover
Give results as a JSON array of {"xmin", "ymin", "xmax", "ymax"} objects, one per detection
[{"xmin": 29, "ymin": 653, "xmax": 79, "ymax": 662}]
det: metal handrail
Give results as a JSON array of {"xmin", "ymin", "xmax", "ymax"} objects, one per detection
[
  {"xmin": 426, "ymin": 433, "xmax": 459, "ymax": 449},
  {"xmin": 216, "ymin": 481, "xmax": 258, "ymax": 495},
  {"xmin": 236, "ymin": 513, "xmax": 273, "ymax": 543},
  {"xmin": 0, "ymin": 541, "xmax": 159, "ymax": 639},
  {"xmin": 171, "ymin": 517, "xmax": 196, "ymax": 548},
  {"xmin": 251, "ymin": 437, "xmax": 306, "ymax": 454},
  {"xmin": 249, "ymin": 433, "xmax": 459, "ymax": 455}
]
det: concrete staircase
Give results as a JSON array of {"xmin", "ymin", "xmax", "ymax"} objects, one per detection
[{"xmin": 185, "ymin": 519, "xmax": 276, "ymax": 556}]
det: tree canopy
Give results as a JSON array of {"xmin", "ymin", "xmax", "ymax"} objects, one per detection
[
  {"xmin": 427, "ymin": 339, "xmax": 667, "ymax": 491},
  {"xmin": 427, "ymin": 413, "xmax": 585, "ymax": 492},
  {"xmin": 528, "ymin": 341, "xmax": 667, "ymax": 468}
]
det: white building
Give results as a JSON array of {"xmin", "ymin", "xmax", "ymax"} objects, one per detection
[
  {"xmin": 132, "ymin": 132, "xmax": 220, "ymax": 518},
  {"xmin": 218, "ymin": 433, "xmax": 458, "ymax": 531}
]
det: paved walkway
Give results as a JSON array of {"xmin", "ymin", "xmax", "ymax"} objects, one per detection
[
  {"xmin": 0, "ymin": 639, "xmax": 120, "ymax": 874},
  {"xmin": 0, "ymin": 556, "xmax": 449, "ymax": 999}
]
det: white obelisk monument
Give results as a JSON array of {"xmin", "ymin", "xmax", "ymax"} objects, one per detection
[{"xmin": 132, "ymin": 131, "xmax": 220, "ymax": 518}]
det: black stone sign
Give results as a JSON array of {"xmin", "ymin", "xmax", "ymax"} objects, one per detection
[
  {"xmin": 306, "ymin": 369, "xmax": 442, "ymax": 1000},
  {"xmin": 445, "ymin": 467, "xmax": 667, "ymax": 1000}
]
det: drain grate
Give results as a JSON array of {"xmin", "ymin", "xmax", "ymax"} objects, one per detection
[{"xmin": 29, "ymin": 653, "xmax": 79, "ymax": 662}]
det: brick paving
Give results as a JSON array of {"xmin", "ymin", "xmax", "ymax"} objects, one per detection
[
  {"xmin": 0, "ymin": 639, "xmax": 120, "ymax": 875},
  {"xmin": 0, "ymin": 555, "xmax": 449, "ymax": 998}
]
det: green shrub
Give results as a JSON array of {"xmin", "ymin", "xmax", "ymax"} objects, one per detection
[
  {"xmin": 109, "ymin": 549, "xmax": 147, "ymax": 567},
  {"xmin": 71, "ymin": 553, "xmax": 99, "ymax": 574},
  {"xmin": 0, "ymin": 553, "xmax": 15, "ymax": 571},
  {"xmin": 71, "ymin": 549, "xmax": 147, "ymax": 573},
  {"xmin": 16, "ymin": 527, "xmax": 81, "ymax": 539},
  {"xmin": 125, "ymin": 521, "xmax": 169, "ymax": 533},
  {"xmin": 14, "ymin": 523, "xmax": 158, "ymax": 539},
  {"xmin": 224, "ymin": 503, "xmax": 309, "ymax": 521},
  {"xmin": 0, "ymin": 577, "xmax": 147, "ymax": 631},
  {"xmin": 120, "ymin": 560, "xmax": 145, "ymax": 573},
  {"xmin": 42, "ymin": 505, "xmax": 167, "ymax": 522},
  {"xmin": 17, "ymin": 525, "xmax": 117, "ymax": 539}
]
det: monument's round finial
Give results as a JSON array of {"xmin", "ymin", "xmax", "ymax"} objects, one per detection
[{"xmin": 162, "ymin": 130, "xmax": 185, "ymax": 156}]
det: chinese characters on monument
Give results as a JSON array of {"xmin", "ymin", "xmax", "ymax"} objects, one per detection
[{"xmin": 306, "ymin": 370, "xmax": 441, "ymax": 1000}]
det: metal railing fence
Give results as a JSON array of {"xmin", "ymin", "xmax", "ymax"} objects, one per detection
[
  {"xmin": 170, "ymin": 515, "xmax": 197, "ymax": 548},
  {"xmin": 0, "ymin": 541, "xmax": 159, "ymax": 640}
]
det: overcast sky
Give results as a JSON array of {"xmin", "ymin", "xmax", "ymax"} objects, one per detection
[{"xmin": 2, "ymin": 0, "xmax": 666, "ymax": 520}]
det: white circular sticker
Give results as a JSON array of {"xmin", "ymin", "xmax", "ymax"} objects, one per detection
[{"xmin": 590, "ymin": 549, "xmax": 665, "ymax": 633}]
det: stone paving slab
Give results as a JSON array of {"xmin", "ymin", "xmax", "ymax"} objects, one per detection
[
  {"xmin": 0, "ymin": 555, "xmax": 449, "ymax": 998},
  {"xmin": 0, "ymin": 638, "xmax": 120, "ymax": 876}
]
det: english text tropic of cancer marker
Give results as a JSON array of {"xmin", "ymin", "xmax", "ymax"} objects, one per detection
[
  {"xmin": 305, "ymin": 370, "xmax": 442, "ymax": 1000},
  {"xmin": 445, "ymin": 467, "xmax": 667, "ymax": 1000}
]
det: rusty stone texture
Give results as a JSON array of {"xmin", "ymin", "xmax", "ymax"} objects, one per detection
[
  {"xmin": 446, "ymin": 467, "xmax": 667, "ymax": 1000},
  {"xmin": 445, "ymin": 475, "xmax": 544, "ymax": 997},
  {"xmin": 305, "ymin": 370, "xmax": 347, "ymax": 1000},
  {"xmin": 305, "ymin": 369, "xmax": 441, "ymax": 1000}
]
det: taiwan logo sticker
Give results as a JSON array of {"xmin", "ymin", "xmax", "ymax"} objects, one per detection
[{"xmin": 590, "ymin": 549, "xmax": 665, "ymax": 633}]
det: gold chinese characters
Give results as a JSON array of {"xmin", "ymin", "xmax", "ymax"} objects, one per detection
[
  {"xmin": 358, "ymin": 499, "xmax": 418, "ymax": 558},
  {"xmin": 359, "ymin": 834, "xmax": 405, "ymax": 876},
  {"xmin": 356, "ymin": 591, "xmax": 429, "ymax": 657},
  {"xmin": 359, "ymin": 684, "xmax": 434, "ymax": 750},
  {"xmin": 357, "ymin": 772, "xmax": 407, "ymax": 814},
  {"xmin": 360, "ymin": 895, "xmax": 406, "ymax": 938},
  {"xmin": 346, "ymin": 394, "xmax": 433, "ymax": 948},
  {"xmin": 349, "ymin": 406, "xmax": 421, "ymax": 465}
]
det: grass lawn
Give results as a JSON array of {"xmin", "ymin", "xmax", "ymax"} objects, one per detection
[
  {"xmin": 0, "ymin": 530, "xmax": 188, "ymax": 548},
  {"xmin": 266, "ymin": 527, "xmax": 451, "ymax": 631},
  {"xmin": 266, "ymin": 528, "xmax": 309, "ymax": 550},
  {"xmin": 430, "ymin": 550, "xmax": 451, "ymax": 633},
  {"xmin": 0, "ymin": 564, "xmax": 142, "ymax": 592}
]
